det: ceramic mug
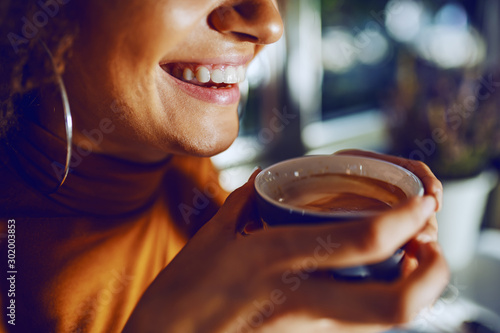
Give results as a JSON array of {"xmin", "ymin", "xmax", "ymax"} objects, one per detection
[{"xmin": 254, "ymin": 155, "xmax": 424, "ymax": 281}]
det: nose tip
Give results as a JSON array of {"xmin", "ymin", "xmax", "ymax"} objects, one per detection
[{"xmin": 209, "ymin": 0, "xmax": 284, "ymax": 45}]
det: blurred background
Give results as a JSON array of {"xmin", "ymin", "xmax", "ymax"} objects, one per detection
[{"xmin": 213, "ymin": 0, "xmax": 500, "ymax": 331}]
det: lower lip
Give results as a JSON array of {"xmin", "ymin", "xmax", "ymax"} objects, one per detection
[{"xmin": 162, "ymin": 68, "xmax": 241, "ymax": 105}]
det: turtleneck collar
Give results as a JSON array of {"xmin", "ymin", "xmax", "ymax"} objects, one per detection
[{"xmin": 5, "ymin": 120, "xmax": 172, "ymax": 217}]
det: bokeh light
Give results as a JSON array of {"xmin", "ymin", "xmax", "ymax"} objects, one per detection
[
  {"xmin": 322, "ymin": 28, "xmax": 357, "ymax": 73},
  {"xmin": 385, "ymin": 0, "xmax": 425, "ymax": 42}
]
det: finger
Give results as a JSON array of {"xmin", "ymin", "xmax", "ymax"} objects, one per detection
[
  {"xmin": 399, "ymin": 251, "xmax": 419, "ymax": 279},
  {"xmin": 400, "ymin": 239, "xmax": 422, "ymax": 278},
  {"xmin": 281, "ymin": 242, "xmax": 448, "ymax": 327},
  {"xmin": 415, "ymin": 215, "xmax": 438, "ymax": 243},
  {"xmin": 259, "ymin": 195, "xmax": 437, "ymax": 269},
  {"xmin": 396, "ymin": 241, "xmax": 450, "ymax": 319},
  {"xmin": 283, "ymin": 279, "xmax": 396, "ymax": 327},
  {"xmin": 334, "ymin": 150, "xmax": 443, "ymax": 211},
  {"xmin": 212, "ymin": 168, "xmax": 261, "ymax": 235}
]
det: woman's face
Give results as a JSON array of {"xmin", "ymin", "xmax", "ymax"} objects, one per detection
[{"xmin": 63, "ymin": 0, "xmax": 282, "ymax": 161}]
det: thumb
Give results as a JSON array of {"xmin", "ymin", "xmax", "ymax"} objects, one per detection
[
  {"xmin": 370, "ymin": 195, "xmax": 437, "ymax": 253},
  {"xmin": 213, "ymin": 168, "xmax": 262, "ymax": 235}
]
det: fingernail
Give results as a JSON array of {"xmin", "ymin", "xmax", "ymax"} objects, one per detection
[
  {"xmin": 417, "ymin": 233, "xmax": 434, "ymax": 243},
  {"xmin": 434, "ymin": 188, "xmax": 443, "ymax": 212},
  {"xmin": 249, "ymin": 166, "xmax": 262, "ymax": 179},
  {"xmin": 252, "ymin": 166, "xmax": 262, "ymax": 173},
  {"xmin": 421, "ymin": 196, "xmax": 437, "ymax": 216}
]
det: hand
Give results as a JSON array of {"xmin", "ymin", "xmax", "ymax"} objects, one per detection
[
  {"xmin": 124, "ymin": 166, "xmax": 449, "ymax": 333},
  {"xmin": 334, "ymin": 149, "xmax": 444, "ymax": 243}
]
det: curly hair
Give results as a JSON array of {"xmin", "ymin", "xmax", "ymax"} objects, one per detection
[{"xmin": 0, "ymin": 0, "xmax": 79, "ymax": 140}]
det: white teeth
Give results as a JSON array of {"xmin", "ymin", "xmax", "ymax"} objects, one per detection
[
  {"xmin": 237, "ymin": 66, "xmax": 246, "ymax": 82},
  {"xmin": 211, "ymin": 69, "xmax": 224, "ymax": 84},
  {"xmin": 224, "ymin": 67, "xmax": 238, "ymax": 84},
  {"xmin": 170, "ymin": 64, "xmax": 247, "ymax": 85},
  {"xmin": 183, "ymin": 68, "xmax": 194, "ymax": 81},
  {"xmin": 196, "ymin": 67, "xmax": 210, "ymax": 83}
]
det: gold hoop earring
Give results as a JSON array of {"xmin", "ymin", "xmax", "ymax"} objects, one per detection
[{"xmin": 38, "ymin": 39, "xmax": 73, "ymax": 193}]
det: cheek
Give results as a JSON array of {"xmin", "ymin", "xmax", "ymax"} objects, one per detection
[
  {"xmin": 99, "ymin": 54, "xmax": 240, "ymax": 157},
  {"xmin": 70, "ymin": 0, "xmax": 242, "ymax": 156},
  {"xmin": 116, "ymin": 70, "xmax": 238, "ymax": 156}
]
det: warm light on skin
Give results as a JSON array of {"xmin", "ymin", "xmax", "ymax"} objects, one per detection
[{"xmin": 59, "ymin": 0, "xmax": 282, "ymax": 162}]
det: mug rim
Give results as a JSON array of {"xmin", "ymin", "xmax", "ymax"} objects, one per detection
[{"xmin": 254, "ymin": 155, "xmax": 425, "ymax": 219}]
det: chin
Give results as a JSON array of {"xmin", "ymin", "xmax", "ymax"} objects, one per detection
[
  {"xmin": 169, "ymin": 120, "xmax": 239, "ymax": 157},
  {"xmin": 174, "ymin": 140, "xmax": 235, "ymax": 158},
  {"xmin": 184, "ymin": 130, "xmax": 238, "ymax": 157}
]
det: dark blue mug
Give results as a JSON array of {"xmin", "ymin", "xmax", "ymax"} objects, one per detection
[{"xmin": 254, "ymin": 155, "xmax": 424, "ymax": 281}]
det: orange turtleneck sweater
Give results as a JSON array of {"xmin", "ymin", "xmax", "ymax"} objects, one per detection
[{"xmin": 0, "ymin": 121, "xmax": 227, "ymax": 332}]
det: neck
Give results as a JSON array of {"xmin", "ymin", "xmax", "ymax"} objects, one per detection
[{"xmin": 8, "ymin": 118, "xmax": 173, "ymax": 216}]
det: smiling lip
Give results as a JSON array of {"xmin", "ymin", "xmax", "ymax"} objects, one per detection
[
  {"xmin": 164, "ymin": 71, "xmax": 241, "ymax": 105},
  {"xmin": 159, "ymin": 55, "xmax": 252, "ymax": 105}
]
